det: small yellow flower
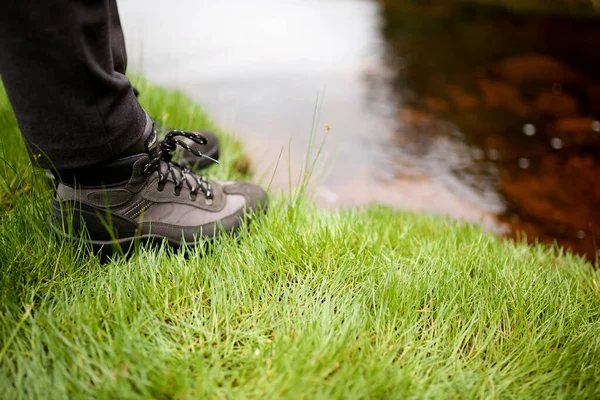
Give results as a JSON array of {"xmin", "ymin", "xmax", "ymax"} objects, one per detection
[{"xmin": 324, "ymin": 124, "xmax": 332, "ymax": 132}]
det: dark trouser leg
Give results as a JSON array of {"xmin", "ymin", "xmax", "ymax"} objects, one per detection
[
  {"xmin": 109, "ymin": 0, "xmax": 139, "ymax": 97},
  {"xmin": 109, "ymin": 0, "xmax": 128, "ymax": 75},
  {"xmin": 0, "ymin": 0, "xmax": 150, "ymax": 171}
]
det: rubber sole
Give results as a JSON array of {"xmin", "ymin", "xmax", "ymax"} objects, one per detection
[
  {"xmin": 49, "ymin": 218, "xmax": 220, "ymax": 260},
  {"xmin": 47, "ymin": 206, "xmax": 261, "ymax": 260}
]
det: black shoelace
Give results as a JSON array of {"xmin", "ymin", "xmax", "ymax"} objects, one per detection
[{"xmin": 142, "ymin": 130, "xmax": 219, "ymax": 202}]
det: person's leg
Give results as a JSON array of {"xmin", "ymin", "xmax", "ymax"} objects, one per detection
[
  {"xmin": 0, "ymin": 0, "xmax": 150, "ymax": 171},
  {"xmin": 0, "ymin": 0, "xmax": 267, "ymax": 253},
  {"xmin": 109, "ymin": 0, "xmax": 128, "ymax": 75}
]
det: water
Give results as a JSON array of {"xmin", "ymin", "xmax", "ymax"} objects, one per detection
[{"xmin": 120, "ymin": 0, "xmax": 600, "ymax": 260}]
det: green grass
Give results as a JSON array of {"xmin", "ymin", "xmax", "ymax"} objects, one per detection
[{"xmin": 1, "ymin": 78, "xmax": 600, "ymax": 399}]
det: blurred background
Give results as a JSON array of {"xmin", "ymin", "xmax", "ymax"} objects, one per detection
[{"xmin": 119, "ymin": 0, "xmax": 600, "ymax": 260}]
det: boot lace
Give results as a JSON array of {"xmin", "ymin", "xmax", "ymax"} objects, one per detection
[{"xmin": 142, "ymin": 130, "xmax": 219, "ymax": 202}]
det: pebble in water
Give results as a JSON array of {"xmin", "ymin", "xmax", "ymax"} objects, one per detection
[
  {"xmin": 522, "ymin": 123, "xmax": 536, "ymax": 136},
  {"xmin": 592, "ymin": 120, "xmax": 600, "ymax": 133},
  {"xmin": 576, "ymin": 230, "xmax": 586, "ymax": 239},
  {"xmin": 471, "ymin": 148, "xmax": 485, "ymax": 161},
  {"xmin": 550, "ymin": 137, "xmax": 564, "ymax": 150},
  {"xmin": 487, "ymin": 149, "xmax": 500, "ymax": 161},
  {"xmin": 518, "ymin": 157, "xmax": 530, "ymax": 169}
]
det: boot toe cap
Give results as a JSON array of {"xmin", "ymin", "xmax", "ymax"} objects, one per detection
[{"xmin": 223, "ymin": 181, "xmax": 268, "ymax": 213}]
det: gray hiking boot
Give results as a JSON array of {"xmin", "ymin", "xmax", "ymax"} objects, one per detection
[
  {"xmin": 44, "ymin": 130, "xmax": 220, "ymax": 190},
  {"xmin": 50, "ymin": 128, "xmax": 267, "ymax": 253}
]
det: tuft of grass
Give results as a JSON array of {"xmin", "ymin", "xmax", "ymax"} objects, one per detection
[{"xmin": 1, "ymin": 78, "xmax": 600, "ymax": 399}]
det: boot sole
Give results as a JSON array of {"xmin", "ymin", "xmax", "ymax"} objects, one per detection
[
  {"xmin": 50, "ymin": 222, "xmax": 216, "ymax": 259},
  {"xmin": 48, "ymin": 209, "xmax": 253, "ymax": 260}
]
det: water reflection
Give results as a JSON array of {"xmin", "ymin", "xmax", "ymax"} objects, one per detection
[{"xmin": 376, "ymin": 1, "xmax": 600, "ymax": 259}]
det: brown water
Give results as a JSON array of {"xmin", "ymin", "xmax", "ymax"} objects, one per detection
[
  {"xmin": 376, "ymin": 2, "xmax": 600, "ymax": 259},
  {"xmin": 121, "ymin": 0, "xmax": 600, "ymax": 260}
]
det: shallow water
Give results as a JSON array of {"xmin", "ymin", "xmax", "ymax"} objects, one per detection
[{"xmin": 120, "ymin": 0, "xmax": 600, "ymax": 260}]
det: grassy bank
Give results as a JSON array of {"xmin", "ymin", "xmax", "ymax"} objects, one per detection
[{"xmin": 1, "ymin": 79, "xmax": 599, "ymax": 399}]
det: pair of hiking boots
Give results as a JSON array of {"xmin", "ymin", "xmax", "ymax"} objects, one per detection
[{"xmin": 50, "ymin": 126, "xmax": 267, "ymax": 253}]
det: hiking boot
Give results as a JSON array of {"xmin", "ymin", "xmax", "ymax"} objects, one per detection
[
  {"xmin": 50, "ymin": 127, "xmax": 267, "ymax": 253},
  {"xmin": 43, "ymin": 129, "xmax": 220, "ymax": 191}
]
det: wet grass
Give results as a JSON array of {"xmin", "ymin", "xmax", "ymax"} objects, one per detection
[{"xmin": 1, "ymin": 79, "xmax": 600, "ymax": 399}]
